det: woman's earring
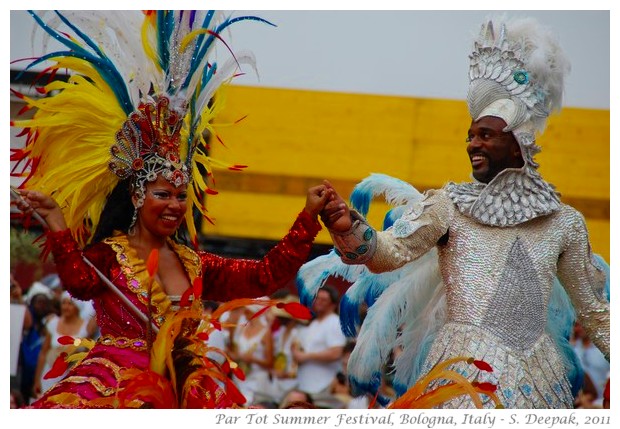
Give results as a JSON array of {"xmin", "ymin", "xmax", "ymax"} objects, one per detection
[{"xmin": 129, "ymin": 206, "xmax": 138, "ymax": 236}]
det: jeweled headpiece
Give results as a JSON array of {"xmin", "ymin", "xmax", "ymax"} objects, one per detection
[
  {"xmin": 467, "ymin": 17, "xmax": 570, "ymax": 169},
  {"xmin": 11, "ymin": 10, "xmax": 271, "ymax": 245},
  {"xmin": 110, "ymin": 96, "xmax": 190, "ymax": 209}
]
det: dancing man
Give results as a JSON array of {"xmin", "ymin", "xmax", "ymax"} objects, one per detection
[{"xmin": 317, "ymin": 17, "xmax": 609, "ymax": 408}]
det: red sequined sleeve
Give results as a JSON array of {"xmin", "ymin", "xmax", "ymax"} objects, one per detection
[
  {"xmin": 201, "ymin": 210, "xmax": 321, "ymax": 302},
  {"xmin": 46, "ymin": 229, "xmax": 118, "ymax": 301}
]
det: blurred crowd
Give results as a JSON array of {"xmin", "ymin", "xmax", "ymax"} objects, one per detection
[{"xmin": 10, "ymin": 272, "xmax": 609, "ymax": 410}]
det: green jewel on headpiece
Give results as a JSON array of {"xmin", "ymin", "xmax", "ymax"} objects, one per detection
[{"xmin": 513, "ymin": 70, "xmax": 529, "ymax": 85}]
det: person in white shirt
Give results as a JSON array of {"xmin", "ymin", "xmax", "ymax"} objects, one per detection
[{"xmin": 293, "ymin": 285, "xmax": 346, "ymax": 407}]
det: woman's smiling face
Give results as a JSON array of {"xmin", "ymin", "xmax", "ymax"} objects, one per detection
[{"xmin": 134, "ymin": 175, "xmax": 188, "ymax": 238}]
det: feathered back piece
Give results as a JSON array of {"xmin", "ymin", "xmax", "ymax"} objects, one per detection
[
  {"xmin": 297, "ymin": 174, "xmax": 445, "ymax": 405},
  {"xmin": 467, "ymin": 17, "xmax": 570, "ymax": 168},
  {"xmin": 11, "ymin": 10, "xmax": 272, "ymax": 246}
]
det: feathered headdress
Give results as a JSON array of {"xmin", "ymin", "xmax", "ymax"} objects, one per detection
[
  {"xmin": 11, "ymin": 10, "xmax": 272, "ymax": 246},
  {"xmin": 467, "ymin": 17, "xmax": 570, "ymax": 169}
]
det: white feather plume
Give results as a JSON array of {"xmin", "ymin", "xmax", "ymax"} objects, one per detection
[
  {"xmin": 347, "ymin": 248, "xmax": 443, "ymax": 397},
  {"xmin": 351, "ymin": 173, "xmax": 423, "ymax": 216},
  {"xmin": 502, "ymin": 17, "xmax": 570, "ymax": 131}
]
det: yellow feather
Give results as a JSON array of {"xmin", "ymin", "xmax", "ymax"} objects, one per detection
[
  {"xmin": 179, "ymin": 28, "xmax": 213, "ymax": 53},
  {"xmin": 46, "ymin": 392, "xmax": 83, "ymax": 406},
  {"xmin": 15, "ymin": 57, "xmax": 126, "ymax": 245},
  {"xmin": 141, "ymin": 14, "xmax": 162, "ymax": 73},
  {"xmin": 389, "ymin": 357, "xmax": 504, "ymax": 409}
]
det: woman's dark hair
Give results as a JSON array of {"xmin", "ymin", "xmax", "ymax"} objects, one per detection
[{"xmin": 91, "ymin": 178, "xmax": 134, "ymax": 243}]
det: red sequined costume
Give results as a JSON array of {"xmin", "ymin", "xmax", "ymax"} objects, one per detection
[{"xmin": 30, "ymin": 210, "xmax": 321, "ymax": 408}]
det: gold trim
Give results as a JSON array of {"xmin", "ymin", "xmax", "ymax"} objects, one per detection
[
  {"xmin": 99, "ymin": 334, "xmax": 148, "ymax": 351},
  {"xmin": 57, "ymin": 376, "xmax": 116, "ymax": 396},
  {"xmin": 103, "ymin": 233, "xmax": 203, "ymax": 327}
]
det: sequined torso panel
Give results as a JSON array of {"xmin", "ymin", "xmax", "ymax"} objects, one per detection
[
  {"xmin": 439, "ymin": 211, "xmax": 565, "ymax": 344},
  {"xmin": 428, "ymin": 208, "xmax": 575, "ymax": 408}
]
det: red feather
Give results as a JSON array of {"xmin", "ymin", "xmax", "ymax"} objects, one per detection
[
  {"xmin": 473, "ymin": 359, "xmax": 493, "ymax": 372},
  {"xmin": 221, "ymin": 360, "xmax": 231, "ymax": 375},
  {"xmin": 15, "ymin": 128, "xmax": 30, "ymax": 138},
  {"xmin": 57, "ymin": 335, "xmax": 75, "ymax": 345},
  {"xmin": 476, "ymin": 382, "xmax": 497, "ymax": 393},
  {"xmin": 232, "ymin": 365, "xmax": 246, "ymax": 381},
  {"xmin": 44, "ymin": 352, "xmax": 69, "ymax": 379},
  {"xmin": 368, "ymin": 391, "xmax": 380, "ymax": 409},
  {"xmin": 192, "ymin": 277, "xmax": 203, "ymax": 300},
  {"xmin": 179, "ymin": 287, "xmax": 193, "ymax": 307},
  {"xmin": 10, "ymin": 88, "xmax": 24, "ymax": 99},
  {"xmin": 280, "ymin": 302, "xmax": 312, "ymax": 320},
  {"xmin": 146, "ymin": 248, "xmax": 159, "ymax": 277},
  {"xmin": 210, "ymin": 319, "xmax": 221, "ymax": 331},
  {"xmin": 117, "ymin": 370, "xmax": 177, "ymax": 408},
  {"xmin": 184, "ymin": 385, "xmax": 215, "ymax": 409},
  {"xmin": 18, "ymin": 105, "xmax": 32, "ymax": 116},
  {"xmin": 248, "ymin": 304, "xmax": 273, "ymax": 322},
  {"xmin": 224, "ymin": 378, "xmax": 246, "ymax": 405}
]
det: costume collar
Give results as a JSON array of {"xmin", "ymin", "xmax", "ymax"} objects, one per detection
[
  {"xmin": 445, "ymin": 167, "xmax": 561, "ymax": 227},
  {"xmin": 104, "ymin": 232, "xmax": 202, "ymax": 327}
]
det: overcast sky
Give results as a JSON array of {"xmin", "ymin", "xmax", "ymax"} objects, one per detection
[{"xmin": 9, "ymin": 9, "xmax": 610, "ymax": 109}]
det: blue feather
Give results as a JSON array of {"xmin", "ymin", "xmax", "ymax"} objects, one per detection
[
  {"xmin": 182, "ymin": 18, "xmax": 224, "ymax": 89},
  {"xmin": 299, "ymin": 173, "xmax": 432, "ymax": 401},
  {"xmin": 183, "ymin": 10, "xmax": 216, "ymax": 90},
  {"xmin": 339, "ymin": 292, "xmax": 363, "ymax": 338},
  {"xmin": 348, "ymin": 371, "xmax": 382, "ymax": 398},
  {"xmin": 53, "ymin": 11, "xmax": 108, "ymax": 59},
  {"xmin": 157, "ymin": 11, "xmax": 172, "ymax": 73},
  {"xmin": 546, "ymin": 277, "xmax": 582, "ymax": 397},
  {"xmin": 350, "ymin": 187, "xmax": 371, "ymax": 216},
  {"xmin": 296, "ymin": 250, "xmax": 366, "ymax": 309},
  {"xmin": 188, "ymin": 11, "xmax": 196, "ymax": 28},
  {"xmin": 592, "ymin": 254, "xmax": 610, "ymax": 301},
  {"xmin": 183, "ymin": 14, "xmax": 275, "ymax": 90},
  {"xmin": 350, "ymin": 173, "xmax": 422, "ymax": 217},
  {"xmin": 546, "ymin": 253, "xmax": 609, "ymax": 398},
  {"xmin": 295, "ymin": 274, "xmax": 320, "ymax": 310},
  {"xmin": 22, "ymin": 51, "xmax": 133, "ymax": 115},
  {"xmin": 364, "ymin": 271, "xmax": 402, "ymax": 307},
  {"xmin": 340, "ymin": 273, "xmax": 384, "ymax": 336},
  {"xmin": 27, "ymin": 11, "xmax": 133, "ymax": 115},
  {"xmin": 383, "ymin": 206, "xmax": 407, "ymax": 230},
  {"xmin": 28, "ymin": 11, "xmax": 91, "ymax": 57},
  {"xmin": 184, "ymin": 61, "xmax": 217, "ymax": 146}
]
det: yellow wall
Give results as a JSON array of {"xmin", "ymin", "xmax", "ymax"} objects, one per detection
[{"xmin": 205, "ymin": 85, "xmax": 609, "ymax": 261}]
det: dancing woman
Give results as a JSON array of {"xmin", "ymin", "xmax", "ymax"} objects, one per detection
[{"xmin": 12, "ymin": 10, "xmax": 328, "ymax": 408}]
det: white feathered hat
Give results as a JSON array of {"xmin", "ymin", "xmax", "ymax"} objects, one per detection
[{"xmin": 467, "ymin": 17, "xmax": 571, "ymax": 169}]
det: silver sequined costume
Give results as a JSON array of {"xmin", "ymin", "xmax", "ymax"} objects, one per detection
[{"xmin": 330, "ymin": 165, "xmax": 609, "ymax": 408}]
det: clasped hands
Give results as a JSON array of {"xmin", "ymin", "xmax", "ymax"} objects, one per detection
[{"xmin": 304, "ymin": 180, "xmax": 352, "ymax": 232}]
